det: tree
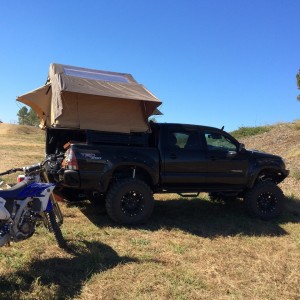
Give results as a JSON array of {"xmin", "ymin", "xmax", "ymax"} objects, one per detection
[
  {"xmin": 27, "ymin": 108, "xmax": 40, "ymax": 126},
  {"xmin": 17, "ymin": 106, "xmax": 29, "ymax": 125},
  {"xmin": 297, "ymin": 69, "xmax": 300, "ymax": 101},
  {"xmin": 17, "ymin": 106, "xmax": 39, "ymax": 126}
]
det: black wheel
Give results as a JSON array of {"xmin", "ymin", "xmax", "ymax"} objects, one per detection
[
  {"xmin": 45, "ymin": 211, "xmax": 67, "ymax": 248},
  {"xmin": 244, "ymin": 181, "xmax": 285, "ymax": 220},
  {"xmin": 106, "ymin": 178, "xmax": 154, "ymax": 225}
]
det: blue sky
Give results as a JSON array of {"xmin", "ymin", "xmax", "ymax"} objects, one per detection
[{"xmin": 0, "ymin": 0, "xmax": 299, "ymax": 131}]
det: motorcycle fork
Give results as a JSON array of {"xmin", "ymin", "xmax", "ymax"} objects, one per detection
[{"xmin": 41, "ymin": 170, "xmax": 64, "ymax": 225}]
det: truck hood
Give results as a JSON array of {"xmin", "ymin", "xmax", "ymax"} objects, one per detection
[{"xmin": 246, "ymin": 149, "xmax": 282, "ymax": 160}]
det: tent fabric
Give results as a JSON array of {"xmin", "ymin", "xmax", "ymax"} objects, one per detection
[
  {"xmin": 17, "ymin": 63, "xmax": 162, "ymax": 133},
  {"xmin": 17, "ymin": 84, "xmax": 52, "ymax": 126}
]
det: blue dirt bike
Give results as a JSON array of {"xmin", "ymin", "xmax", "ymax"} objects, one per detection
[{"xmin": 0, "ymin": 154, "xmax": 66, "ymax": 248}]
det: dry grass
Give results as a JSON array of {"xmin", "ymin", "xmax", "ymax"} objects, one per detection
[
  {"xmin": 0, "ymin": 123, "xmax": 45, "ymax": 183},
  {"xmin": 290, "ymin": 119, "xmax": 300, "ymax": 131},
  {"xmin": 0, "ymin": 123, "xmax": 300, "ymax": 300}
]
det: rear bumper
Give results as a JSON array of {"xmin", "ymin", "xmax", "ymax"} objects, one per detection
[
  {"xmin": 62, "ymin": 169, "xmax": 104, "ymax": 190},
  {"xmin": 62, "ymin": 170, "xmax": 81, "ymax": 188}
]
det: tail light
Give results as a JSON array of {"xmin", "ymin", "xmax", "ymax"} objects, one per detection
[{"xmin": 63, "ymin": 149, "xmax": 78, "ymax": 170}]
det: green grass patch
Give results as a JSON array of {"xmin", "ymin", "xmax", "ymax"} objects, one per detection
[{"xmin": 231, "ymin": 125, "xmax": 272, "ymax": 139}]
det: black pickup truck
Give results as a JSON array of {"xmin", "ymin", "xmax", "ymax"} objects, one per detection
[{"xmin": 46, "ymin": 122, "xmax": 289, "ymax": 225}]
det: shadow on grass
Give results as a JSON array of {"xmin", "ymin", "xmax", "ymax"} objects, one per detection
[
  {"xmin": 76, "ymin": 195, "xmax": 300, "ymax": 238},
  {"xmin": 0, "ymin": 241, "xmax": 138, "ymax": 300},
  {"xmin": 281, "ymin": 194, "xmax": 300, "ymax": 223}
]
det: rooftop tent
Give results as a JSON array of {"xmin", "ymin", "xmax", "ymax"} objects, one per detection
[
  {"xmin": 17, "ymin": 63, "xmax": 162, "ymax": 133},
  {"xmin": 17, "ymin": 83, "xmax": 52, "ymax": 125}
]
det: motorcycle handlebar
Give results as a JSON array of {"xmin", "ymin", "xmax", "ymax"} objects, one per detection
[
  {"xmin": 42, "ymin": 153, "xmax": 65, "ymax": 165},
  {"xmin": 0, "ymin": 168, "xmax": 23, "ymax": 176},
  {"xmin": 0, "ymin": 153, "xmax": 65, "ymax": 177},
  {"xmin": 23, "ymin": 163, "xmax": 41, "ymax": 174}
]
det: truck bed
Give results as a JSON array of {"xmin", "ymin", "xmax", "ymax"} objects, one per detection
[{"xmin": 46, "ymin": 128, "xmax": 151, "ymax": 155}]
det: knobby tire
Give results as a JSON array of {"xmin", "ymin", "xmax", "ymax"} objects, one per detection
[
  {"xmin": 51, "ymin": 198, "xmax": 64, "ymax": 226},
  {"xmin": 46, "ymin": 210, "xmax": 67, "ymax": 249},
  {"xmin": 106, "ymin": 178, "xmax": 154, "ymax": 225}
]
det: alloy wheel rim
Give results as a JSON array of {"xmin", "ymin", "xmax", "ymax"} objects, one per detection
[
  {"xmin": 257, "ymin": 192, "xmax": 277, "ymax": 214},
  {"xmin": 121, "ymin": 190, "xmax": 145, "ymax": 217}
]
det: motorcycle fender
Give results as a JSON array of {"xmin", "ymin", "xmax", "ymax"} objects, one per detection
[
  {"xmin": 39, "ymin": 186, "xmax": 55, "ymax": 211},
  {"xmin": 45, "ymin": 199, "xmax": 53, "ymax": 212},
  {"xmin": 0, "ymin": 197, "xmax": 11, "ymax": 220}
]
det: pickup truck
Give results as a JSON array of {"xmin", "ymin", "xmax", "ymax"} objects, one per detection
[{"xmin": 46, "ymin": 122, "xmax": 289, "ymax": 225}]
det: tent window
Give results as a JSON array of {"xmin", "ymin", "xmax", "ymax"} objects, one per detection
[{"xmin": 64, "ymin": 67, "xmax": 129, "ymax": 83}]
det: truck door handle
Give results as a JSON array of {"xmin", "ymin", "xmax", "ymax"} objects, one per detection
[{"xmin": 170, "ymin": 154, "xmax": 177, "ymax": 159}]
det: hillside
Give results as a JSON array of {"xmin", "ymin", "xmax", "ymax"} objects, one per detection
[
  {"xmin": 0, "ymin": 123, "xmax": 42, "ymax": 136},
  {"xmin": 237, "ymin": 121, "xmax": 300, "ymax": 197},
  {"xmin": 0, "ymin": 123, "xmax": 45, "ymax": 177}
]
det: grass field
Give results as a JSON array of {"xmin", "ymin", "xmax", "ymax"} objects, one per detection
[{"xmin": 0, "ymin": 123, "xmax": 299, "ymax": 300}]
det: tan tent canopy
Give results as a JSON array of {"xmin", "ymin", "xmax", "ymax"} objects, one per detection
[{"xmin": 17, "ymin": 63, "xmax": 162, "ymax": 133}]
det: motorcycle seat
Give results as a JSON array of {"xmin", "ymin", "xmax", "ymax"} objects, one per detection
[{"xmin": 0, "ymin": 181, "xmax": 29, "ymax": 200}]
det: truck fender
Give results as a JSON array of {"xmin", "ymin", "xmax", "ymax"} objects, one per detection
[
  {"xmin": 101, "ymin": 162, "xmax": 158, "ymax": 192},
  {"xmin": 247, "ymin": 166, "xmax": 287, "ymax": 188}
]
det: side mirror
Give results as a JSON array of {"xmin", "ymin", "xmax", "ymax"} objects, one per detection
[
  {"xmin": 227, "ymin": 151, "xmax": 237, "ymax": 158},
  {"xmin": 239, "ymin": 143, "xmax": 245, "ymax": 152}
]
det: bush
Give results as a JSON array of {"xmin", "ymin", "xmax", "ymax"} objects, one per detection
[{"xmin": 231, "ymin": 126, "xmax": 271, "ymax": 139}]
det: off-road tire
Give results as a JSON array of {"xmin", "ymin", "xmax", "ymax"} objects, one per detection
[
  {"xmin": 106, "ymin": 178, "xmax": 154, "ymax": 225},
  {"xmin": 51, "ymin": 198, "xmax": 64, "ymax": 226},
  {"xmin": 244, "ymin": 181, "xmax": 284, "ymax": 220},
  {"xmin": 46, "ymin": 211, "xmax": 67, "ymax": 248}
]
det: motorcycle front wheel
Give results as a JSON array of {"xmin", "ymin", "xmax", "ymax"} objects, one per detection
[
  {"xmin": 51, "ymin": 197, "xmax": 64, "ymax": 226},
  {"xmin": 43, "ymin": 211, "xmax": 66, "ymax": 249}
]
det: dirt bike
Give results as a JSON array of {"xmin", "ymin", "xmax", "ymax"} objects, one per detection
[{"xmin": 0, "ymin": 154, "xmax": 66, "ymax": 248}]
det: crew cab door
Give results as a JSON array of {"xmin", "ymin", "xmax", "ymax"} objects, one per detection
[
  {"xmin": 161, "ymin": 126, "xmax": 207, "ymax": 188},
  {"xmin": 201, "ymin": 129, "xmax": 249, "ymax": 187}
]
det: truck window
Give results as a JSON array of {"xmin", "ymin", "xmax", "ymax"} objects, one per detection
[
  {"xmin": 168, "ymin": 130, "xmax": 201, "ymax": 150},
  {"xmin": 204, "ymin": 132, "xmax": 237, "ymax": 152}
]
